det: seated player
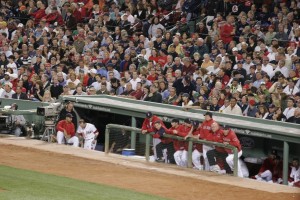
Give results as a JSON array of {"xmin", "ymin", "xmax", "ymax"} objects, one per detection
[
  {"xmin": 56, "ymin": 113, "xmax": 79, "ymax": 147},
  {"xmin": 206, "ymin": 123, "xmax": 231, "ymax": 174},
  {"xmin": 254, "ymin": 150, "xmax": 277, "ymax": 182},
  {"xmin": 222, "ymin": 125, "xmax": 243, "ymax": 177},
  {"xmin": 289, "ymin": 158, "xmax": 300, "ymax": 187},
  {"xmin": 255, "ymin": 155, "xmax": 283, "ymax": 184}
]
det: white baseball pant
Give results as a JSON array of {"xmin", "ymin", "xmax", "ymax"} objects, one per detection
[
  {"xmin": 257, "ymin": 170, "xmax": 273, "ymax": 182},
  {"xmin": 240, "ymin": 159, "xmax": 249, "ymax": 178},
  {"xmin": 226, "ymin": 150, "xmax": 243, "ymax": 177},
  {"xmin": 57, "ymin": 131, "xmax": 79, "ymax": 147},
  {"xmin": 192, "ymin": 149, "xmax": 203, "ymax": 170},
  {"xmin": 174, "ymin": 150, "xmax": 188, "ymax": 167},
  {"xmin": 203, "ymin": 145, "xmax": 214, "ymax": 171},
  {"xmin": 84, "ymin": 139, "xmax": 96, "ymax": 150}
]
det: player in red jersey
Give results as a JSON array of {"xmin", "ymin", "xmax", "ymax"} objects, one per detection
[
  {"xmin": 141, "ymin": 111, "xmax": 165, "ymax": 159},
  {"xmin": 222, "ymin": 125, "xmax": 243, "ymax": 177},
  {"xmin": 170, "ymin": 118, "xmax": 192, "ymax": 167},
  {"xmin": 185, "ymin": 120, "xmax": 204, "ymax": 170},
  {"xmin": 199, "ymin": 112, "xmax": 216, "ymax": 171}
]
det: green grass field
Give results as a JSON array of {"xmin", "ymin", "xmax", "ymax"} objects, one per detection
[{"xmin": 0, "ymin": 165, "xmax": 168, "ymax": 200}]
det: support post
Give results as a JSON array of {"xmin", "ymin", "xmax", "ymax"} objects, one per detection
[
  {"xmin": 131, "ymin": 117, "xmax": 136, "ymax": 150},
  {"xmin": 104, "ymin": 128, "xmax": 109, "ymax": 154},
  {"xmin": 283, "ymin": 141, "xmax": 289, "ymax": 185},
  {"xmin": 187, "ymin": 139, "xmax": 193, "ymax": 168},
  {"xmin": 233, "ymin": 147, "xmax": 238, "ymax": 177},
  {"xmin": 145, "ymin": 134, "xmax": 151, "ymax": 161}
]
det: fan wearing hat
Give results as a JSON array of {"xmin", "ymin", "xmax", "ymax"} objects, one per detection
[
  {"xmin": 171, "ymin": 118, "xmax": 192, "ymax": 167},
  {"xmin": 265, "ymin": 104, "xmax": 278, "ymax": 120},
  {"xmin": 153, "ymin": 120, "xmax": 175, "ymax": 163},
  {"xmin": 56, "ymin": 113, "xmax": 79, "ymax": 147},
  {"xmin": 141, "ymin": 112, "xmax": 165, "ymax": 159},
  {"xmin": 221, "ymin": 125, "xmax": 243, "ymax": 177},
  {"xmin": 0, "ymin": 82, "xmax": 15, "ymax": 98},
  {"xmin": 246, "ymin": 99, "xmax": 258, "ymax": 117}
]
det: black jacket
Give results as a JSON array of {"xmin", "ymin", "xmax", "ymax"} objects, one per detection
[{"xmin": 12, "ymin": 92, "xmax": 28, "ymax": 100}]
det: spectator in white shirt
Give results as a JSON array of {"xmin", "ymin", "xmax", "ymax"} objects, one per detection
[
  {"xmin": 7, "ymin": 55, "xmax": 18, "ymax": 75},
  {"xmin": 283, "ymin": 78, "xmax": 299, "ymax": 96},
  {"xmin": 274, "ymin": 60, "xmax": 289, "ymax": 78},
  {"xmin": 129, "ymin": 71, "xmax": 141, "ymax": 90},
  {"xmin": 283, "ymin": 98, "xmax": 296, "ymax": 120},
  {"xmin": 223, "ymin": 97, "xmax": 243, "ymax": 116},
  {"xmin": 0, "ymin": 82, "xmax": 15, "ymax": 98}
]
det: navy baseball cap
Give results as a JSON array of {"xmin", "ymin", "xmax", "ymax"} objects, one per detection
[
  {"xmin": 66, "ymin": 113, "xmax": 73, "ymax": 118},
  {"xmin": 146, "ymin": 112, "xmax": 153, "ymax": 118},
  {"xmin": 192, "ymin": 120, "xmax": 200, "ymax": 127},
  {"xmin": 184, "ymin": 118, "xmax": 192, "ymax": 124},
  {"xmin": 204, "ymin": 112, "xmax": 213, "ymax": 118},
  {"xmin": 222, "ymin": 124, "xmax": 230, "ymax": 130},
  {"xmin": 171, "ymin": 118, "xmax": 179, "ymax": 123}
]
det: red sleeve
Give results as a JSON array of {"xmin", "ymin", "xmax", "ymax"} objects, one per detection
[
  {"xmin": 259, "ymin": 158, "xmax": 272, "ymax": 173},
  {"xmin": 176, "ymin": 126, "xmax": 190, "ymax": 137},
  {"xmin": 141, "ymin": 119, "xmax": 149, "ymax": 131},
  {"xmin": 229, "ymin": 132, "xmax": 241, "ymax": 151},
  {"xmin": 56, "ymin": 120, "xmax": 65, "ymax": 132},
  {"xmin": 45, "ymin": 13, "xmax": 56, "ymax": 22}
]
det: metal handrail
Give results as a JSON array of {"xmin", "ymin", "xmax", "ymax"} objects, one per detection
[{"xmin": 104, "ymin": 124, "xmax": 238, "ymax": 176}]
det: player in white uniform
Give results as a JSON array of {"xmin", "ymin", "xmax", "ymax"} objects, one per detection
[
  {"xmin": 289, "ymin": 158, "xmax": 300, "ymax": 187},
  {"xmin": 77, "ymin": 119, "xmax": 99, "ymax": 150}
]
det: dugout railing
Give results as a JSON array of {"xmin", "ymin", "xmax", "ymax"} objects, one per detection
[{"xmin": 104, "ymin": 124, "xmax": 239, "ymax": 177}]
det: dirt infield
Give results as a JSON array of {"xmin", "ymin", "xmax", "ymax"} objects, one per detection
[{"xmin": 0, "ymin": 137, "xmax": 299, "ymax": 200}]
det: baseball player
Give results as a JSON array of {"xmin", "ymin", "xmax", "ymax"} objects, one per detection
[
  {"xmin": 185, "ymin": 120, "xmax": 204, "ymax": 170},
  {"xmin": 153, "ymin": 120, "xmax": 175, "ymax": 163},
  {"xmin": 289, "ymin": 158, "xmax": 300, "ymax": 187},
  {"xmin": 255, "ymin": 155, "xmax": 283, "ymax": 183},
  {"xmin": 200, "ymin": 112, "xmax": 216, "ymax": 171},
  {"xmin": 221, "ymin": 125, "xmax": 243, "ymax": 177},
  {"xmin": 77, "ymin": 119, "xmax": 99, "ymax": 150},
  {"xmin": 141, "ymin": 111, "xmax": 165, "ymax": 159},
  {"xmin": 206, "ymin": 122, "xmax": 231, "ymax": 173},
  {"xmin": 171, "ymin": 118, "xmax": 192, "ymax": 167},
  {"xmin": 254, "ymin": 150, "xmax": 277, "ymax": 181},
  {"xmin": 56, "ymin": 113, "xmax": 79, "ymax": 147}
]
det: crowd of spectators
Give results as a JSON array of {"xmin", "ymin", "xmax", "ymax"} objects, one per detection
[{"xmin": 0, "ymin": 0, "xmax": 300, "ymax": 124}]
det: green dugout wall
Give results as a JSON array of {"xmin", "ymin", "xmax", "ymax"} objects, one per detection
[{"xmin": 62, "ymin": 95, "xmax": 300, "ymax": 185}]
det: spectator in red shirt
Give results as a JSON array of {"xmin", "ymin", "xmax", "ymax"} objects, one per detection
[{"xmin": 219, "ymin": 15, "xmax": 235, "ymax": 45}]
